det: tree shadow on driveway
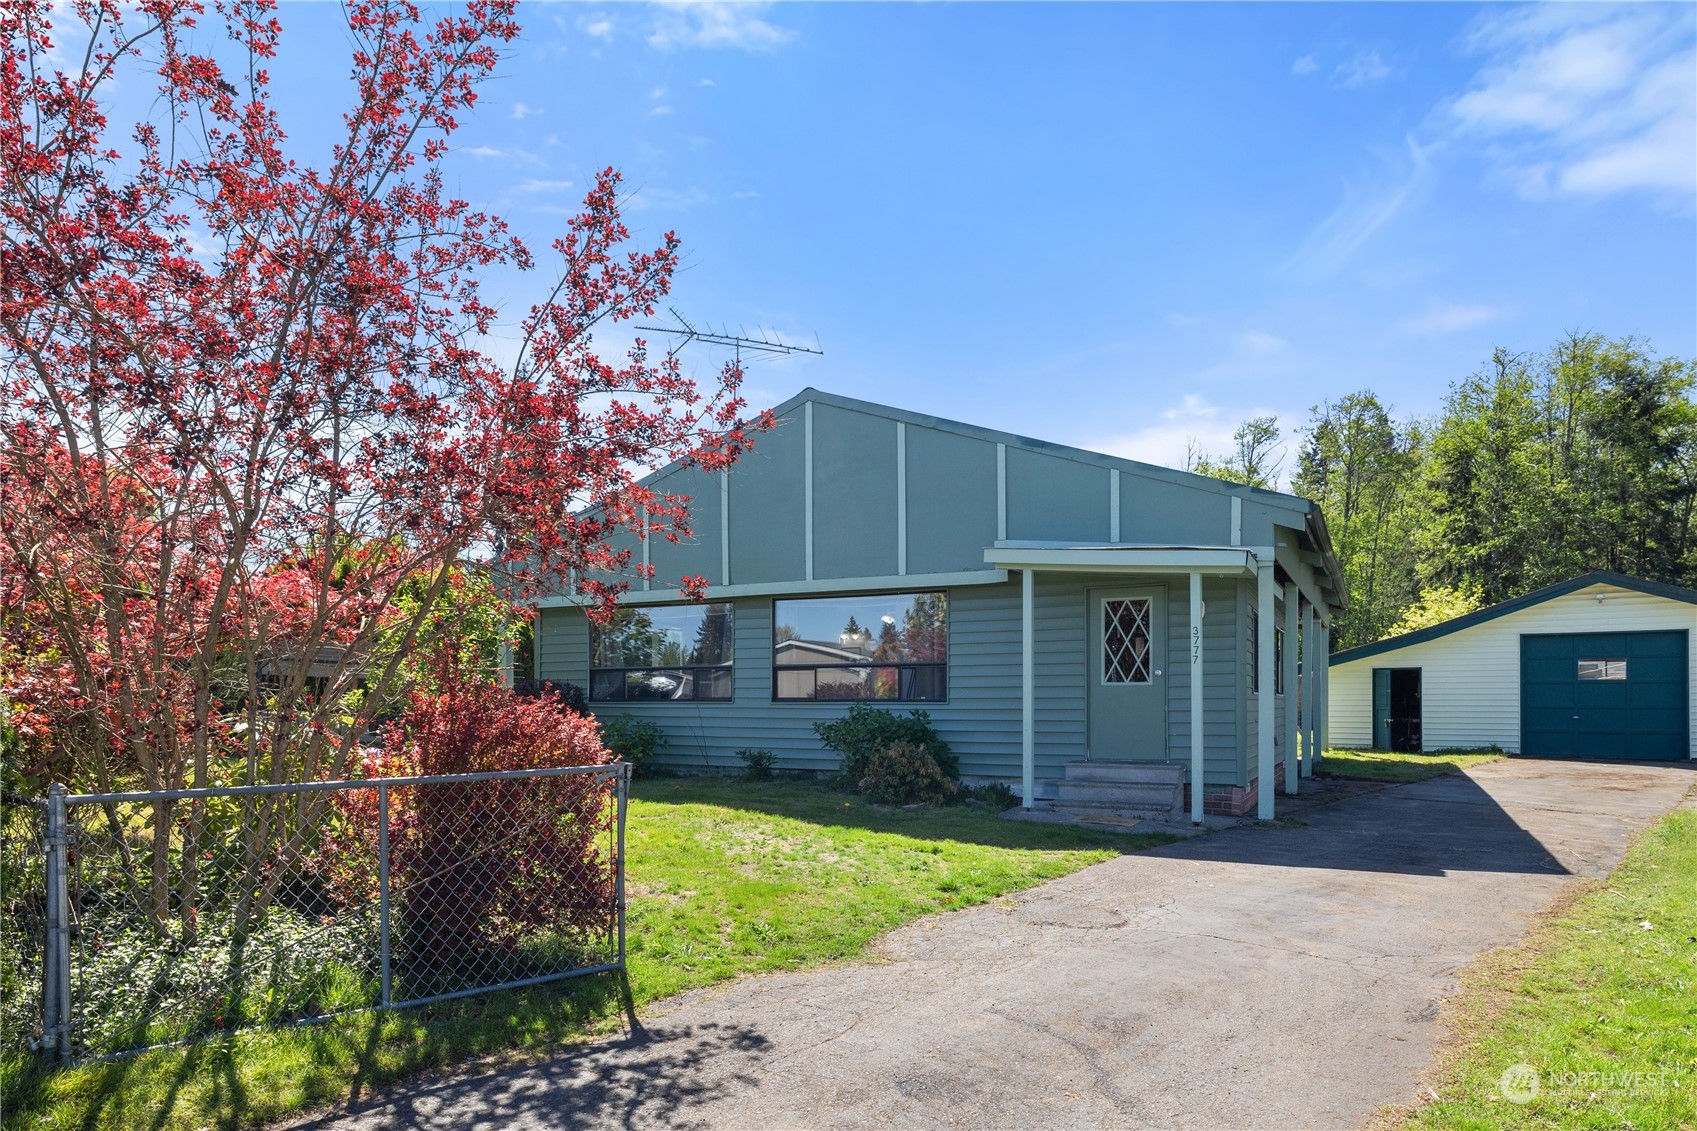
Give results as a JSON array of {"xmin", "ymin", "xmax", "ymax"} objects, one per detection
[{"xmin": 296, "ymin": 1019, "xmax": 771, "ymax": 1131}]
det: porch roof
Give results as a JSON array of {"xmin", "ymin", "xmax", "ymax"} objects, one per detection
[{"xmin": 983, "ymin": 542, "xmax": 1264, "ymax": 575}]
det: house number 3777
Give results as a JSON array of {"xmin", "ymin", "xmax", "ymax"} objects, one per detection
[{"xmin": 1192, "ymin": 625, "xmax": 1202, "ymax": 665}]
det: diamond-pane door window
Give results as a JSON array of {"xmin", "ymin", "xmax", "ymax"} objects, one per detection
[{"xmin": 1102, "ymin": 598, "xmax": 1152, "ymax": 684}]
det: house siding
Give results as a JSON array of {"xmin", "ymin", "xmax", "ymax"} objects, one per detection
[
  {"xmin": 1329, "ymin": 583, "xmax": 1697, "ymax": 756},
  {"xmin": 538, "ymin": 570, "xmax": 1252, "ymax": 790}
]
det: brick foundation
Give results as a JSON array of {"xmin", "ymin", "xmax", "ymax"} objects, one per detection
[{"xmin": 1183, "ymin": 761, "xmax": 1285, "ymax": 818}]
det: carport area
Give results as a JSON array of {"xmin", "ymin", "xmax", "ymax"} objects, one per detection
[{"xmin": 305, "ymin": 759, "xmax": 1695, "ymax": 1131}]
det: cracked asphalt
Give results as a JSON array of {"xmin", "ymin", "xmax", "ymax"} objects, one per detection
[{"xmin": 300, "ymin": 758, "xmax": 1694, "ymax": 1131}]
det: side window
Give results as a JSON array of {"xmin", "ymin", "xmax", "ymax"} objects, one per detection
[{"xmin": 1248, "ymin": 608, "xmax": 1259, "ymax": 694}]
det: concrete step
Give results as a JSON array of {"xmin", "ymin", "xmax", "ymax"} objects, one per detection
[
  {"xmin": 1055, "ymin": 781, "xmax": 1183, "ymax": 810},
  {"xmin": 1063, "ymin": 761, "xmax": 1185, "ymax": 786},
  {"xmin": 1049, "ymin": 801, "xmax": 1182, "ymax": 825}
]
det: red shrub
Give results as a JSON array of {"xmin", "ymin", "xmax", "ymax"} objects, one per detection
[{"xmin": 317, "ymin": 650, "xmax": 617, "ymax": 966}]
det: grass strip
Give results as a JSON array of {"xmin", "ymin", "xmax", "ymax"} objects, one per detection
[
  {"xmin": 1318, "ymin": 749, "xmax": 1504, "ymax": 784},
  {"xmin": 1388, "ymin": 798, "xmax": 1697, "ymax": 1129}
]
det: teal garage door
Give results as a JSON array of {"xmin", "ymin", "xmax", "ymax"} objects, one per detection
[{"xmin": 1520, "ymin": 631, "xmax": 1689, "ymax": 760}]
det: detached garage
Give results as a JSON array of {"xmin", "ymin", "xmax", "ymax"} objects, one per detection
[{"xmin": 1329, "ymin": 571, "xmax": 1697, "ymax": 761}]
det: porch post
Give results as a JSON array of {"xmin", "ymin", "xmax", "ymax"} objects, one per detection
[
  {"xmin": 1257, "ymin": 560, "xmax": 1276, "ymax": 819},
  {"xmin": 1022, "ymin": 567, "xmax": 1035, "ymax": 808},
  {"xmin": 1189, "ymin": 570, "xmax": 1204, "ymax": 824},
  {"xmin": 1301, "ymin": 599, "xmax": 1317, "ymax": 778},
  {"xmin": 1317, "ymin": 620, "xmax": 1331, "ymax": 763},
  {"xmin": 1283, "ymin": 581, "xmax": 1300, "ymax": 796}
]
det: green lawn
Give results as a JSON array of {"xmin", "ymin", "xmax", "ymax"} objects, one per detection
[
  {"xmin": 1317, "ymin": 748, "xmax": 1505, "ymax": 784},
  {"xmin": 2, "ymin": 778, "xmax": 1174, "ymax": 1131},
  {"xmin": 1395, "ymin": 801, "xmax": 1697, "ymax": 1129}
]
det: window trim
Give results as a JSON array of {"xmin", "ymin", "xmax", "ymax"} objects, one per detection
[
  {"xmin": 1576, "ymin": 658, "xmax": 1627, "ymax": 682},
  {"xmin": 770, "ymin": 590, "xmax": 950, "ymax": 704},
  {"xmin": 1100, "ymin": 596, "xmax": 1154, "ymax": 686}
]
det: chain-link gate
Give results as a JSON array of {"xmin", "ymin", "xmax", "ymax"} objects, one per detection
[{"xmin": 20, "ymin": 764, "xmax": 627, "ymax": 1063}]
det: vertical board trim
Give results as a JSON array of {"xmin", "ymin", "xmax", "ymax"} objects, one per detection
[
  {"xmin": 1110, "ymin": 469, "xmax": 1121, "ymax": 543},
  {"xmin": 720, "ymin": 470, "xmax": 730, "ymax": 584},
  {"xmin": 1231, "ymin": 497, "xmax": 1242, "ymax": 547},
  {"xmin": 997, "ymin": 443, "xmax": 1007, "ymax": 541},
  {"xmin": 804, "ymin": 401, "xmax": 814, "ymax": 581},
  {"xmin": 641, "ymin": 504, "xmax": 650, "ymax": 591},
  {"xmin": 897, "ymin": 421, "xmax": 908, "ymax": 575}
]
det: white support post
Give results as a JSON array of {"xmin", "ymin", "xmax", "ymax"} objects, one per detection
[
  {"xmin": 1021, "ymin": 567, "xmax": 1035, "ymax": 808},
  {"xmin": 1283, "ymin": 582, "xmax": 1300, "ymax": 796},
  {"xmin": 1256, "ymin": 561, "xmax": 1276, "ymax": 820},
  {"xmin": 1189, "ymin": 571, "xmax": 1205, "ymax": 824},
  {"xmin": 1317, "ymin": 621, "xmax": 1331, "ymax": 763},
  {"xmin": 1301, "ymin": 601, "xmax": 1317, "ymax": 778}
]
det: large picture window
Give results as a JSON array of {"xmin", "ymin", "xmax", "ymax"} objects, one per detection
[
  {"xmin": 589, "ymin": 603, "xmax": 733, "ymax": 702},
  {"xmin": 773, "ymin": 592, "xmax": 947, "ymax": 701}
]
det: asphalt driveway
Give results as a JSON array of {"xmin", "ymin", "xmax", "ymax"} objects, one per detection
[{"xmin": 302, "ymin": 758, "xmax": 1693, "ymax": 1131}]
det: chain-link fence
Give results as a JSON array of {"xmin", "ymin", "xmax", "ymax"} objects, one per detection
[
  {"xmin": 2, "ymin": 796, "xmax": 47, "ymax": 1055},
  {"xmin": 11, "ymin": 764, "xmax": 627, "ymax": 1064}
]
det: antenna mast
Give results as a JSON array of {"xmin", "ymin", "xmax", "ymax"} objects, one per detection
[{"xmin": 635, "ymin": 307, "xmax": 824, "ymax": 366}]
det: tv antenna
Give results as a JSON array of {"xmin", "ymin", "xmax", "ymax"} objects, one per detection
[{"xmin": 635, "ymin": 307, "xmax": 823, "ymax": 365}]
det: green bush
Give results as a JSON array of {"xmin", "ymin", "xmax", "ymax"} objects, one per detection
[
  {"xmin": 968, "ymin": 780, "xmax": 1020, "ymax": 811},
  {"xmin": 857, "ymin": 742, "xmax": 959, "ymax": 806},
  {"xmin": 597, "ymin": 717, "xmax": 666, "ymax": 776},
  {"xmin": 813, "ymin": 702, "xmax": 955, "ymax": 787},
  {"xmin": 734, "ymin": 748, "xmax": 777, "ymax": 780}
]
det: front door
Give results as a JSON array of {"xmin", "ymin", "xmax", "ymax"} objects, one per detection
[{"xmin": 1087, "ymin": 587, "xmax": 1167, "ymax": 760}]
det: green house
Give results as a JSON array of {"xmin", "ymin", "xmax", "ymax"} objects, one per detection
[{"xmin": 536, "ymin": 389, "xmax": 1347, "ymax": 820}]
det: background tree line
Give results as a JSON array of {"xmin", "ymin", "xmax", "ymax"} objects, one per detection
[{"xmin": 1188, "ymin": 333, "xmax": 1697, "ymax": 650}]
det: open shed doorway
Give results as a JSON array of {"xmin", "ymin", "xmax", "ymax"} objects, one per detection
[{"xmin": 1372, "ymin": 668, "xmax": 1422, "ymax": 752}]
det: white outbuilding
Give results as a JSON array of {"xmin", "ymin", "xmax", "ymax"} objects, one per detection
[{"xmin": 1329, "ymin": 571, "xmax": 1696, "ymax": 761}]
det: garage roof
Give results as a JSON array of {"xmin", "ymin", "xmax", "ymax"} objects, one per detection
[{"xmin": 1331, "ymin": 570, "xmax": 1697, "ymax": 666}]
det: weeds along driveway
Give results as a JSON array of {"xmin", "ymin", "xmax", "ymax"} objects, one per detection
[{"xmin": 301, "ymin": 759, "xmax": 1695, "ymax": 1131}]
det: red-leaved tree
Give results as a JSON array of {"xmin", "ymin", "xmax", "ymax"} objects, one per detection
[{"xmin": 0, "ymin": 0, "xmax": 765, "ymax": 930}]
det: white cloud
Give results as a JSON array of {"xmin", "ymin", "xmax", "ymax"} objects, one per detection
[
  {"xmin": 1291, "ymin": 54, "xmax": 1319, "ymax": 76},
  {"xmin": 647, "ymin": 3, "xmax": 796, "ymax": 52},
  {"xmin": 1286, "ymin": 136, "xmax": 1432, "ymax": 279},
  {"xmin": 1333, "ymin": 49, "xmax": 1394, "ymax": 88},
  {"xmin": 697, "ymin": 77, "xmax": 718, "ymax": 87},
  {"xmin": 462, "ymin": 145, "xmax": 506, "ymax": 159},
  {"xmin": 513, "ymin": 178, "xmax": 574, "ymax": 194},
  {"xmin": 1090, "ymin": 394, "xmax": 1295, "ymax": 480},
  {"xmin": 510, "ymin": 102, "xmax": 537, "ymax": 121},
  {"xmin": 1448, "ymin": 4, "xmax": 1695, "ymax": 201},
  {"xmin": 1395, "ymin": 303, "xmax": 1502, "ymax": 336},
  {"xmin": 580, "ymin": 13, "xmax": 614, "ymax": 40},
  {"xmin": 1243, "ymin": 330, "xmax": 1287, "ymax": 354},
  {"xmin": 624, "ymin": 185, "xmax": 711, "ymax": 212},
  {"xmin": 651, "ymin": 105, "xmax": 675, "ymax": 117}
]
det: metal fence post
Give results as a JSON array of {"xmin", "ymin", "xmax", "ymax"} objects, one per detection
[
  {"xmin": 615, "ymin": 763, "xmax": 629, "ymax": 968},
  {"xmin": 41, "ymin": 784, "xmax": 72, "ymax": 1063},
  {"xmin": 377, "ymin": 781, "xmax": 391, "ymax": 1008}
]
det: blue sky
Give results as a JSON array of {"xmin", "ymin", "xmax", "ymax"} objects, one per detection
[{"xmin": 152, "ymin": 3, "xmax": 1697, "ymax": 477}]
